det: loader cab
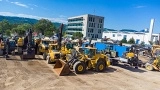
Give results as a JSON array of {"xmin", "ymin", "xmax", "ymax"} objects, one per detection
[
  {"xmin": 84, "ymin": 47, "xmax": 96, "ymax": 58},
  {"xmin": 42, "ymin": 40, "xmax": 50, "ymax": 45},
  {"xmin": 66, "ymin": 43, "xmax": 74, "ymax": 50},
  {"xmin": 49, "ymin": 44, "xmax": 59, "ymax": 51},
  {"xmin": 154, "ymin": 48, "xmax": 160, "ymax": 57}
]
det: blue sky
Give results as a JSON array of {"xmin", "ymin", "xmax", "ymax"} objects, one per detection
[{"xmin": 0, "ymin": 0, "xmax": 160, "ymax": 33}]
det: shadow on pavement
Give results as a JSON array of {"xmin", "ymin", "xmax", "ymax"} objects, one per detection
[{"xmin": 115, "ymin": 63, "xmax": 147, "ymax": 73}]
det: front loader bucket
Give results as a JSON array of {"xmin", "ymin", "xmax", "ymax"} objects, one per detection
[{"xmin": 53, "ymin": 60, "xmax": 70, "ymax": 76}]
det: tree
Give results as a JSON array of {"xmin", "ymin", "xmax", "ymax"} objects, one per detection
[
  {"xmin": 5, "ymin": 29, "xmax": 11, "ymax": 36},
  {"xmin": 128, "ymin": 37, "xmax": 135, "ymax": 44},
  {"xmin": 34, "ymin": 19, "xmax": 57, "ymax": 36},
  {"xmin": 72, "ymin": 32, "xmax": 83, "ymax": 39},
  {"xmin": 0, "ymin": 19, "xmax": 11, "ymax": 34},
  {"xmin": 11, "ymin": 23, "xmax": 32, "ymax": 36},
  {"xmin": 120, "ymin": 38, "xmax": 127, "ymax": 43},
  {"xmin": 140, "ymin": 41, "xmax": 145, "ymax": 46},
  {"xmin": 149, "ymin": 41, "xmax": 153, "ymax": 45}
]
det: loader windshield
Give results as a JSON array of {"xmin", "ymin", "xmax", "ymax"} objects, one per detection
[
  {"xmin": 155, "ymin": 49, "xmax": 160, "ymax": 57},
  {"xmin": 42, "ymin": 41, "xmax": 49, "ymax": 45},
  {"xmin": 66, "ymin": 43, "xmax": 73, "ymax": 49},
  {"xmin": 52, "ymin": 45, "xmax": 58, "ymax": 50},
  {"xmin": 84, "ymin": 48, "xmax": 96, "ymax": 58}
]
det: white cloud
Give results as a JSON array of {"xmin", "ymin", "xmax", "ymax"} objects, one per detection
[
  {"xmin": 59, "ymin": 15, "xmax": 67, "ymax": 18},
  {"xmin": 11, "ymin": 2, "xmax": 28, "ymax": 8},
  {"xmin": 29, "ymin": 4, "xmax": 38, "ymax": 7},
  {"xmin": 0, "ymin": 12, "xmax": 67, "ymax": 23},
  {"xmin": 135, "ymin": 5, "xmax": 146, "ymax": 8}
]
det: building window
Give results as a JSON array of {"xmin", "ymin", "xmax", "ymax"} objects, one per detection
[
  {"xmin": 98, "ymin": 29, "xmax": 101, "ymax": 33},
  {"xmin": 123, "ymin": 35, "xmax": 127, "ymax": 39},
  {"xmin": 89, "ymin": 17, "xmax": 91, "ymax": 21},
  {"xmin": 92, "ymin": 34, "xmax": 94, "ymax": 38},
  {"xmin": 88, "ymin": 34, "xmax": 90, "ymax": 37},
  {"xmin": 99, "ymin": 19, "xmax": 102, "ymax": 23},
  {"xmin": 95, "ymin": 34, "xmax": 98, "ymax": 38},
  {"xmin": 91, "ymin": 29, "xmax": 93, "ymax": 33},
  {"xmin": 93, "ymin": 18, "xmax": 95, "ymax": 22},
  {"xmin": 89, "ymin": 23, "xmax": 91, "ymax": 27},
  {"xmin": 113, "ymin": 34, "xmax": 115, "ymax": 37},
  {"xmin": 99, "ymin": 24, "xmax": 102, "ymax": 28},
  {"xmin": 94, "ymin": 23, "xmax": 95, "ymax": 27},
  {"xmin": 97, "ymin": 24, "xmax": 99, "ymax": 28}
]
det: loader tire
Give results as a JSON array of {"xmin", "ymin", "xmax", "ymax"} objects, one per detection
[
  {"xmin": 47, "ymin": 56, "xmax": 51, "ymax": 64},
  {"xmin": 73, "ymin": 61, "xmax": 86, "ymax": 74},
  {"xmin": 145, "ymin": 63, "xmax": 153, "ymax": 71},
  {"xmin": 36, "ymin": 48, "xmax": 41, "ymax": 55},
  {"xmin": 96, "ymin": 60, "xmax": 106, "ymax": 72},
  {"xmin": 18, "ymin": 47, "xmax": 22, "ymax": 54},
  {"xmin": 43, "ymin": 53, "xmax": 47, "ymax": 60}
]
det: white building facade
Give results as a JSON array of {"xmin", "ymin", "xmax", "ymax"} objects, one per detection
[
  {"xmin": 102, "ymin": 29, "xmax": 159, "ymax": 44},
  {"xmin": 66, "ymin": 14, "xmax": 104, "ymax": 39},
  {"xmin": 103, "ymin": 19, "xmax": 159, "ymax": 45}
]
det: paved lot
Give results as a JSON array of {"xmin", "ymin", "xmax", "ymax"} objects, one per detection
[{"xmin": 0, "ymin": 55, "xmax": 160, "ymax": 90}]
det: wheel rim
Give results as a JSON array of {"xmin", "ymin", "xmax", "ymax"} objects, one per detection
[
  {"xmin": 78, "ymin": 65, "xmax": 83, "ymax": 72},
  {"xmin": 99, "ymin": 64, "xmax": 104, "ymax": 70},
  {"xmin": 146, "ymin": 65, "xmax": 152, "ymax": 70},
  {"xmin": 106, "ymin": 61, "xmax": 110, "ymax": 66}
]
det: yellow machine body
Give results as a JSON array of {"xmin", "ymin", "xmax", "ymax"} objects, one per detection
[
  {"xmin": 47, "ymin": 43, "xmax": 61, "ymax": 63},
  {"xmin": 145, "ymin": 46, "xmax": 160, "ymax": 71},
  {"xmin": 17, "ymin": 37, "xmax": 24, "ymax": 47}
]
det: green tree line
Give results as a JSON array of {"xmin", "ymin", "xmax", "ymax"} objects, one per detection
[{"xmin": 0, "ymin": 19, "xmax": 58, "ymax": 37}]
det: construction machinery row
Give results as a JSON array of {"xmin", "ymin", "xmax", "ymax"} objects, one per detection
[{"xmin": 0, "ymin": 23, "xmax": 159, "ymax": 77}]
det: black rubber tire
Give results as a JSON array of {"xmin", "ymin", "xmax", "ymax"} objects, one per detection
[
  {"xmin": 37, "ymin": 48, "xmax": 40, "ymax": 55},
  {"xmin": 47, "ymin": 56, "xmax": 51, "ymax": 64},
  {"xmin": 95, "ymin": 60, "xmax": 106, "ymax": 72},
  {"xmin": 18, "ymin": 47, "xmax": 22, "ymax": 54},
  {"xmin": 43, "ymin": 53, "xmax": 47, "ymax": 60},
  {"xmin": 73, "ymin": 61, "xmax": 86, "ymax": 74},
  {"xmin": 145, "ymin": 63, "xmax": 154, "ymax": 71}
]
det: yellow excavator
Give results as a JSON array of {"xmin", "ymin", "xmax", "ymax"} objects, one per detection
[{"xmin": 145, "ymin": 45, "xmax": 160, "ymax": 71}]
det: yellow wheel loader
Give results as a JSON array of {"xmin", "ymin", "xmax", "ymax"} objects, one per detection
[
  {"xmin": 46, "ymin": 43, "xmax": 61, "ymax": 64},
  {"xmin": 37, "ymin": 37, "xmax": 51, "ymax": 60},
  {"xmin": 60, "ymin": 42, "xmax": 74, "ymax": 60},
  {"xmin": 145, "ymin": 45, "xmax": 160, "ymax": 71},
  {"xmin": 53, "ymin": 46, "xmax": 110, "ymax": 76}
]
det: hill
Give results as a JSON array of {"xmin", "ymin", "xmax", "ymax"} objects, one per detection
[{"xmin": 0, "ymin": 15, "xmax": 67, "ymax": 30}]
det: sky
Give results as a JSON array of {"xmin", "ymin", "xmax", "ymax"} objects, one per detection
[{"xmin": 0, "ymin": 0, "xmax": 160, "ymax": 33}]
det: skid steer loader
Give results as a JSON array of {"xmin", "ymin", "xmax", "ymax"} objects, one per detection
[{"xmin": 145, "ymin": 45, "xmax": 160, "ymax": 71}]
